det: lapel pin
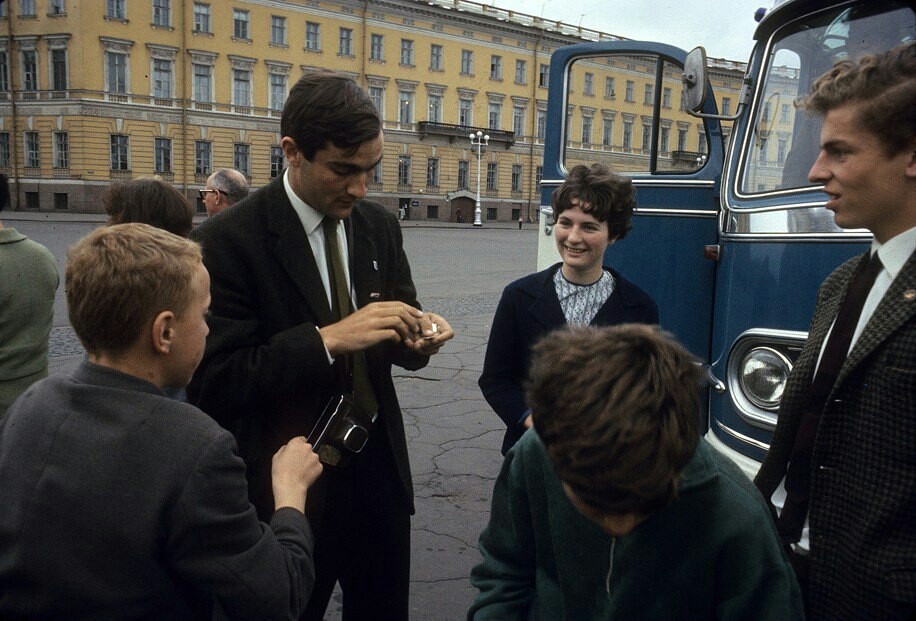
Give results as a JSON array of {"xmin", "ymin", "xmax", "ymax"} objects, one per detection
[
  {"xmin": 370, "ymin": 292, "xmax": 381, "ymax": 299},
  {"xmin": 372, "ymin": 260, "xmax": 379, "ymax": 271},
  {"xmin": 903, "ymin": 289, "xmax": 915, "ymax": 302}
]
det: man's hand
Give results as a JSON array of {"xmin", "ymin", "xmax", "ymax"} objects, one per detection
[
  {"xmin": 318, "ymin": 301, "xmax": 425, "ymax": 357},
  {"xmin": 271, "ymin": 437, "xmax": 323, "ymax": 514},
  {"xmin": 404, "ymin": 312, "xmax": 454, "ymax": 356}
]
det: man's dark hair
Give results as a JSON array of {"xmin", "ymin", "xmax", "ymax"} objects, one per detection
[
  {"xmin": 209, "ymin": 169, "xmax": 249, "ymax": 204},
  {"xmin": 527, "ymin": 324, "xmax": 702, "ymax": 516},
  {"xmin": 800, "ymin": 41, "xmax": 916, "ymax": 155},
  {"xmin": 0, "ymin": 174, "xmax": 9, "ymax": 213},
  {"xmin": 552, "ymin": 163, "xmax": 636, "ymax": 240},
  {"xmin": 280, "ymin": 70, "xmax": 382, "ymax": 160},
  {"xmin": 104, "ymin": 178, "xmax": 194, "ymax": 238}
]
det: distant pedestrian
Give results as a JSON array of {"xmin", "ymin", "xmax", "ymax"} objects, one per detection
[
  {"xmin": 200, "ymin": 169, "xmax": 250, "ymax": 217},
  {"xmin": 518, "ymin": 216, "xmax": 523, "ymax": 229},
  {"xmin": 104, "ymin": 177, "xmax": 194, "ymax": 238},
  {"xmin": 0, "ymin": 174, "xmax": 59, "ymax": 420}
]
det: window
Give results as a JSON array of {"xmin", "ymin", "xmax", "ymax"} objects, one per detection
[
  {"xmin": 110, "ymin": 134, "xmax": 129, "ymax": 170},
  {"xmin": 233, "ymin": 10, "xmax": 249, "ymax": 39},
  {"xmin": 602, "ymin": 118, "xmax": 613, "ymax": 146},
  {"xmin": 271, "ymin": 16, "xmax": 287, "ymax": 45},
  {"xmin": 195, "ymin": 140, "xmax": 211, "ymax": 175},
  {"xmin": 232, "ymin": 69, "xmax": 252, "ymax": 109},
  {"xmin": 515, "ymin": 59, "xmax": 526, "ymax": 84},
  {"xmin": 22, "ymin": 50, "xmax": 38, "ymax": 92},
  {"xmin": 426, "ymin": 205, "xmax": 438, "ymax": 219},
  {"xmin": 644, "ymin": 83, "xmax": 653, "ymax": 105},
  {"xmin": 677, "ymin": 128, "xmax": 687, "ymax": 151},
  {"xmin": 486, "ymin": 162, "xmax": 497, "ymax": 191},
  {"xmin": 0, "ymin": 52, "xmax": 8, "ymax": 93},
  {"xmin": 106, "ymin": 52, "xmax": 127, "ymax": 94},
  {"xmin": 193, "ymin": 3, "xmax": 211, "ymax": 33},
  {"xmin": 458, "ymin": 98, "xmax": 472, "ymax": 127},
  {"xmin": 153, "ymin": 0, "xmax": 170, "ymax": 27},
  {"xmin": 488, "ymin": 102, "xmax": 501, "ymax": 130},
  {"xmin": 511, "ymin": 207, "xmax": 520, "ymax": 221},
  {"xmin": 398, "ymin": 91, "xmax": 413, "ymax": 124},
  {"xmin": 625, "ymin": 80, "xmax": 634, "ymax": 102},
  {"xmin": 51, "ymin": 49, "xmax": 67, "ymax": 91},
  {"xmin": 370, "ymin": 34, "xmax": 383, "ymax": 61},
  {"xmin": 152, "ymin": 59, "xmax": 173, "ymax": 99},
  {"xmin": 53, "ymin": 193, "xmax": 68, "ymax": 210},
  {"xmin": 24, "ymin": 131, "xmax": 39, "ymax": 168},
  {"xmin": 536, "ymin": 109, "xmax": 546, "ymax": 140},
  {"xmin": 49, "ymin": 0, "xmax": 65, "ymax": 15},
  {"xmin": 0, "ymin": 133, "xmax": 10, "ymax": 168},
  {"xmin": 513, "ymin": 106, "xmax": 525, "ymax": 137},
  {"xmin": 698, "ymin": 131, "xmax": 707, "ymax": 153},
  {"xmin": 155, "ymin": 138, "xmax": 172, "ymax": 173},
  {"xmin": 535, "ymin": 166, "xmax": 542, "ymax": 190},
  {"xmin": 25, "ymin": 192, "xmax": 40, "ymax": 210},
  {"xmin": 581, "ymin": 116, "xmax": 592, "ymax": 145},
  {"xmin": 339, "ymin": 28, "xmax": 353, "ymax": 56},
  {"xmin": 662, "ymin": 87, "xmax": 671, "ymax": 108},
  {"xmin": 428, "ymin": 94, "xmax": 442, "ymax": 123},
  {"xmin": 269, "ymin": 72, "xmax": 287, "ymax": 111},
  {"xmin": 762, "ymin": 102, "xmax": 771, "ymax": 123},
  {"xmin": 305, "ymin": 22, "xmax": 320, "ymax": 51},
  {"xmin": 53, "ymin": 131, "xmax": 68, "ymax": 168},
  {"xmin": 369, "ymin": 86, "xmax": 384, "ymax": 116},
  {"xmin": 758, "ymin": 141, "xmax": 767, "ymax": 165},
  {"xmin": 19, "ymin": 0, "xmax": 36, "ymax": 17},
  {"xmin": 584, "ymin": 72, "xmax": 594, "ymax": 96},
  {"xmin": 490, "ymin": 55, "xmax": 502, "ymax": 80},
  {"xmin": 107, "ymin": 0, "xmax": 125, "ymax": 19},
  {"xmin": 778, "ymin": 138, "xmax": 787, "ymax": 164},
  {"xmin": 398, "ymin": 156, "xmax": 411, "ymax": 186},
  {"xmin": 0, "ymin": 2, "xmax": 6, "ymax": 16},
  {"xmin": 511, "ymin": 164, "xmax": 522, "ymax": 192},
  {"xmin": 192, "ymin": 63, "xmax": 211, "ymax": 102},
  {"xmin": 604, "ymin": 77, "xmax": 615, "ymax": 99},
  {"xmin": 660, "ymin": 126, "xmax": 670, "ymax": 154},
  {"xmin": 781, "ymin": 103, "xmax": 790, "ymax": 123},
  {"xmin": 457, "ymin": 160, "xmax": 469, "ymax": 189},
  {"xmin": 486, "ymin": 207, "xmax": 496, "ymax": 220},
  {"xmin": 460, "ymin": 50, "xmax": 473, "ymax": 75},
  {"xmin": 722, "ymin": 97, "xmax": 732, "ymax": 116},
  {"xmin": 430, "ymin": 44, "xmax": 442, "ymax": 70},
  {"xmin": 623, "ymin": 120, "xmax": 633, "ymax": 149},
  {"xmin": 370, "ymin": 162, "xmax": 381, "ymax": 185},
  {"xmin": 538, "ymin": 63, "xmax": 549, "ymax": 88},
  {"xmin": 426, "ymin": 158, "xmax": 439, "ymax": 187},
  {"xmin": 234, "ymin": 143, "xmax": 250, "ymax": 176},
  {"xmin": 270, "ymin": 145, "xmax": 284, "ymax": 177},
  {"xmin": 400, "ymin": 39, "xmax": 414, "ymax": 66},
  {"xmin": 641, "ymin": 123, "xmax": 651, "ymax": 152}
]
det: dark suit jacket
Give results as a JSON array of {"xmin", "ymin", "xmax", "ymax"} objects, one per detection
[
  {"xmin": 479, "ymin": 263, "xmax": 659, "ymax": 454},
  {"xmin": 755, "ymin": 250, "xmax": 916, "ymax": 620},
  {"xmin": 189, "ymin": 176, "xmax": 428, "ymax": 519},
  {"xmin": 0, "ymin": 362, "xmax": 315, "ymax": 620}
]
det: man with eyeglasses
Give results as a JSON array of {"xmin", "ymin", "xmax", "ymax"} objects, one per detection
[{"xmin": 200, "ymin": 169, "xmax": 249, "ymax": 217}]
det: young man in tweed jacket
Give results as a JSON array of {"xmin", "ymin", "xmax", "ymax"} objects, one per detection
[{"xmin": 754, "ymin": 42, "xmax": 916, "ymax": 620}]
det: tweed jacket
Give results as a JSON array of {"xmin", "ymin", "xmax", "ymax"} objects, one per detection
[
  {"xmin": 755, "ymin": 249, "xmax": 916, "ymax": 620},
  {"xmin": 479, "ymin": 263, "xmax": 659, "ymax": 454},
  {"xmin": 189, "ymin": 175, "xmax": 428, "ymax": 521},
  {"xmin": 0, "ymin": 362, "xmax": 315, "ymax": 620}
]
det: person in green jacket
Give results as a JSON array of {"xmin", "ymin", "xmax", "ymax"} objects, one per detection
[{"xmin": 469, "ymin": 324, "xmax": 804, "ymax": 620}]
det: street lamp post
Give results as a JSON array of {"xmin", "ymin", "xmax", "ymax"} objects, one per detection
[{"xmin": 469, "ymin": 130, "xmax": 489, "ymax": 227}]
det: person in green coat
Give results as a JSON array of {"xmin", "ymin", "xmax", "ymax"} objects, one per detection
[{"xmin": 469, "ymin": 325, "xmax": 804, "ymax": 620}]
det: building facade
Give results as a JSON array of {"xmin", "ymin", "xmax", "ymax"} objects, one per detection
[{"xmin": 0, "ymin": 0, "xmax": 744, "ymax": 221}]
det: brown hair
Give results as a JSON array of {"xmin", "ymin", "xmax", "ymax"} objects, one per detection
[
  {"xmin": 800, "ymin": 41, "xmax": 916, "ymax": 155},
  {"xmin": 66, "ymin": 223, "xmax": 202, "ymax": 357},
  {"xmin": 104, "ymin": 177, "xmax": 194, "ymax": 238},
  {"xmin": 526, "ymin": 324, "xmax": 702, "ymax": 515},
  {"xmin": 552, "ymin": 163, "xmax": 636, "ymax": 240},
  {"xmin": 281, "ymin": 70, "xmax": 382, "ymax": 160}
]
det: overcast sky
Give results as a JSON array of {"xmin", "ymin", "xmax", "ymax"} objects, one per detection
[{"xmin": 489, "ymin": 0, "xmax": 773, "ymax": 62}]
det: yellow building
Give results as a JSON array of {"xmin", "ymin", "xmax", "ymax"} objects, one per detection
[{"xmin": 0, "ymin": 0, "xmax": 744, "ymax": 221}]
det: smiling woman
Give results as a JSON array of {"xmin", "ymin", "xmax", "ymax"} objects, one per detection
[{"xmin": 479, "ymin": 162, "xmax": 660, "ymax": 454}]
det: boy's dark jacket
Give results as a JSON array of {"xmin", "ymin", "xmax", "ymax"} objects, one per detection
[{"xmin": 469, "ymin": 431, "xmax": 804, "ymax": 620}]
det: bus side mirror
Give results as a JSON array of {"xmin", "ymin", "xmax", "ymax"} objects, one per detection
[{"xmin": 683, "ymin": 46, "xmax": 709, "ymax": 113}]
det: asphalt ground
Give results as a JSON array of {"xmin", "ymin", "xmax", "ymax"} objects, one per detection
[{"xmin": 7, "ymin": 214, "xmax": 538, "ymax": 619}]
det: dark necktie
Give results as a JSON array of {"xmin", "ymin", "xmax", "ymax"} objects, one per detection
[
  {"xmin": 778, "ymin": 252, "xmax": 883, "ymax": 544},
  {"xmin": 322, "ymin": 217, "xmax": 379, "ymax": 419}
]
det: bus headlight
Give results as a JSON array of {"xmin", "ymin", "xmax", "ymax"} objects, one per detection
[{"xmin": 738, "ymin": 347, "xmax": 792, "ymax": 411}]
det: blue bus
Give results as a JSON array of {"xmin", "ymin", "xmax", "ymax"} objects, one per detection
[{"xmin": 535, "ymin": 0, "xmax": 915, "ymax": 476}]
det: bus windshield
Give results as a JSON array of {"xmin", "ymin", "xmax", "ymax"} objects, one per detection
[{"xmin": 739, "ymin": 1, "xmax": 914, "ymax": 198}]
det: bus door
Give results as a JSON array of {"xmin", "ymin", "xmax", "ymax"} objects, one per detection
[
  {"xmin": 704, "ymin": 0, "xmax": 911, "ymax": 472},
  {"xmin": 537, "ymin": 42, "xmax": 725, "ymax": 369}
]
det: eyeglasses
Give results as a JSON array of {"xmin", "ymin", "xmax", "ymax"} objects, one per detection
[{"xmin": 198, "ymin": 189, "xmax": 221, "ymax": 199}]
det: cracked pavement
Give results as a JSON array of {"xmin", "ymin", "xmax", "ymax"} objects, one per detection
[{"xmin": 16, "ymin": 217, "xmax": 538, "ymax": 620}]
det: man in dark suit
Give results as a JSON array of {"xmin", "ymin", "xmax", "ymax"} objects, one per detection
[
  {"xmin": 189, "ymin": 71, "xmax": 453, "ymax": 620},
  {"xmin": 0, "ymin": 223, "xmax": 323, "ymax": 619},
  {"xmin": 754, "ymin": 43, "xmax": 916, "ymax": 620}
]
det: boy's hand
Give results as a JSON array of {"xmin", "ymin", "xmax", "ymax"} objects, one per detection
[{"xmin": 271, "ymin": 437, "xmax": 323, "ymax": 513}]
